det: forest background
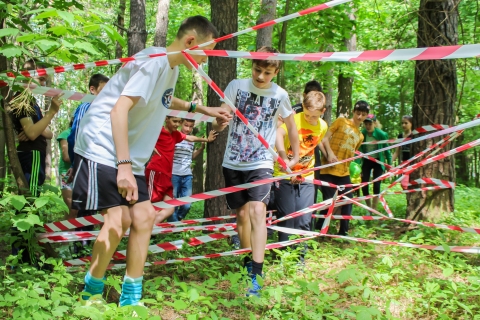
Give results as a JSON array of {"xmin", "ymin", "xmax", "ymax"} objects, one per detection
[{"xmin": 0, "ymin": 0, "xmax": 479, "ymax": 319}]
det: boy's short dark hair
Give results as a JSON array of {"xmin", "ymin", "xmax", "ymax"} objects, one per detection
[
  {"xmin": 353, "ymin": 100, "xmax": 370, "ymax": 113},
  {"xmin": 176, "ymin": 16, "xmax": 219, "ymax": 41},
  {"xmin": 252, "ymin": 46, "xmax": 281, "ymax": 70},
  {"xmin": 183, "ymin": 118, "xmax": 195, "ymax": 123},
  {"xmin": 23, "ymin": 59, "xmax": 48, "ymax": 70},
  {"xmin": 303, "ymin": 91, "xmax": 326, "ymax": 112},
  {"xmin": 304, "ymin": 80, "xmax": 322, "ymax": 94},
  {"xmin": 89, "ymin": 74, "xmax": 109, "ymax": 89},
  {"xmin": 402, "ymin": 115, "xmax": 413, "ymax": 124}
]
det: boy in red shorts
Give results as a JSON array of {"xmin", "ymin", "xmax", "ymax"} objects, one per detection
[{"xmin": 146, "ymin": 116, "xmax": 217, "ymax": 223}]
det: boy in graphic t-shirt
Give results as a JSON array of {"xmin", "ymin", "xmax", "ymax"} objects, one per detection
[
  {"xmin": 316, "ymin": 100, "xmax": 369, "ymax": 235},
  {"xmin": 146, "ymin": 117, "xmax": 217, "ymax": 223},
  {"xmin": 273, "ymin": 91, "xmax": 328, "ymax": 255},
  {"xmin": 71, "ymin": 16, "xmax": 230, "ymax": 307},
  {"xmin": 213, "ymin": 46, "xmax": 300, "ymax": 297}
]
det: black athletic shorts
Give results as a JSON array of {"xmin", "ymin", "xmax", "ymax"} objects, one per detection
[
  {"xmin": 71, "ymin": 155, "xmax": 150, "ymax": 211},
  {"xmin": 223, "ymin": 167, "xmax": 273, "ymax": 210},
  {"xmin": 17, "ymin": 150, "xmax": 46, "ymax": 196}
]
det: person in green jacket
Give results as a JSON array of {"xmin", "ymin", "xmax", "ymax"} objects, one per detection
[{"xmin": 356, "ymin": 114, "xmax": 392, "ymax": 210}]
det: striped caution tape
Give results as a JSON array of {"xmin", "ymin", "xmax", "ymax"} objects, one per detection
[
  {"xmin": 151, "ymin": 121, "xmax": 480, "ymax": 210},
  {"xmin": 63, "ymin": 230, "xmax": 237, "ymax": 267},
  {"xmin": 43, "ymin": 212, "xmax": 238, "ymax": 232},
  {"xmin": 354, "ymin": 150, "xmax": 393, "ymax": 169},
  {"xmin": 0, "ymin": 0, "xmax": 350, "ymax": 80},
  {"xmin": 38, "ymin": 223, "xmax": 237, "ymax": 243},
  {"xmin": 67, "ymin": 235, "xmax": 318, "ymax": 271},
  {"xmin": 187, "ymin": 45, "xmax": 480, "ymax": 62},
  {"xmin": 268, "ymin": 226, "xmax": 480, "ymax": 254}
]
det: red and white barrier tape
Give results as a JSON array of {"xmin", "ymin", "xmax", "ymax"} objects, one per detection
[
  {"xmin": 268, "ymin": 226, "xmax": 480, "ymax": 254},
  {"xmin": 187, "ymin": 45, "xmax": 480, "ymax": 62},
  {"xmin": 43, "ymin": 212, "xmax": 238, "ymax": 232},
  {"xmin": 355, "ymin": 151, "xmax": 392, "ymax": 169},
  {"xmin": 67, "ymin": 235, "xmax": 318, "ymax": 271},
  {"xmin": 362, "ymin": 125, "xmax": 451, "ymax": 145},
  {"xmin": 340, "ymin": 195, "xmax": 480, "ymax": 236},
  {"xmin": 150, "ymin": 120, "xmax": 480, "ymax": 210},
  {"xmin": 64, "ymin": 230, "xmax": 237, "ymax": 267},
  {"xmin": 68, "ymin": 221, "xmax": 480, "ymax": 270},
  {"xmin": 38, "ymin": 223, "xmax": 237, "ymax": 243},
  {"xmin": 43, "ymin": 124, "xmax": 474, "ymax": 233},
  {"xmin": 312, "ymin": 214, "xmax": 386, "ymax": 220},
  {"xmin": 319, "ymin": 191, "xmax": 338, "ymax": 234},
  {"xmin": 0, "ymin": 0, "xmax": 350, "ymax": 81}
]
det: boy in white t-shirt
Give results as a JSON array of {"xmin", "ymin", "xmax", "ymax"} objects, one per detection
[
  {"xmin": 71, "ymin": 16, "xmax": 231, "ymax": 307},
  {"xmin": 213, "ymin": 47, "xmax": 300, "ymax": 297}
]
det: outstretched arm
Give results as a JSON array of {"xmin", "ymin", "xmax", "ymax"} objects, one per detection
[{"xmin": 170, "ymin": 98, "xmax": 232, "ymax": 124}]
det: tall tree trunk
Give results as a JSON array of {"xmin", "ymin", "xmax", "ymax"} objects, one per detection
[
  {"xmin": 256, "ymin": 0, "xmax": 276, "ymax": 49},
  {"xmin": 127, "ymin": 0, "xmax": 147, "ymax": 56},
  {"xmin": 322, "ymin": 66, "xmax": 334, "ymax": 126},
  {"xmin": 336, "ymin": 12, "xmax": 356, "ymax": 117},
  {"xmin": 406, "ymin": 0, "xmax": 458, "ymax": 221},
  {"xmin": 154, "ymin": 0, "xmax": 170, "ymax": 47},
  {"xmin": 116, "ymin": 0, "xmax": 127, "ymax": 59},
  {"xmin": 2, "ymin": 105, "xmax": 29, "ymax": 194},
  {"xmin": 0, "ymin": 17, "xmax": 7, "ymax": 191},
  {"xmin": 276, "ymin": 0, "xmax": 290, "ymax": 87},
  {"xmin": 192, "ymin": 71, "xmax": 205, "ymax": 195},
  {"xmin": 0, "ymin": 110, "xmax": 5, "ymax": 191},
  {"xmin": 204, "ymin": 0, "xmax": 238, "ymax": 218}
]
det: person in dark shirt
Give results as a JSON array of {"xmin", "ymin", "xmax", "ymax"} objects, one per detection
[
  {"xmin": 392, "ymin": 115, "xmax": 413, "ymax": 189},
  {"xmin": 10, "ymin": 59, "xmax": 62, "ymax": 196},
  {"xmin": 9, "ymin": 59, "xmax": 63, "ymax": 265},
  {"xmin": 393, "ymin": 115, "xmax": 413, "ymax": 163}
]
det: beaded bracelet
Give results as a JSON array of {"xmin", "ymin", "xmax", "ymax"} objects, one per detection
[{"xmin": 116, "ymin": 159, "xmax": 133, "ymax": 166}]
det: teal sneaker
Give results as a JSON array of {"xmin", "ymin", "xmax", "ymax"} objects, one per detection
[{"xmin": 246, "ymin": 274, "xmax": 262, "ymax": 297}]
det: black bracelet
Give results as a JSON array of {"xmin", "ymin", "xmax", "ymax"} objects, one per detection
[{"xmin": 116, "ymin": 159, "xmax": 133, "ymax": 166}]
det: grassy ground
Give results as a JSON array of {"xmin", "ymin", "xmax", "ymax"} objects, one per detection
[{"xmin": 1, "ymin": 184, "xmax": 479, "ymax": 319}]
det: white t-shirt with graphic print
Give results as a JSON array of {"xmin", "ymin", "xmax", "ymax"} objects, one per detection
[
  {"xmin": 74, "ymin": 47, "xmax": 179, "ymax": 175},
  {"xmin": 222, "ymin": 79, "xmax": 293, "ymax": 171}
]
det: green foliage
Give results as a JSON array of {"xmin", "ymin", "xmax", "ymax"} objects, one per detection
[{"xmin": 0, "ymin": 184, "xmax": 479, "ymax": 319}]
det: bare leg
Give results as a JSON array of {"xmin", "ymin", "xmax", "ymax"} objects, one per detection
[
  {"xmin": 249, "ymin": 201, "xmax": 267, "ymax": 263},
  {"xmin": 153, "ymin": 195, "xmax": 175, "ymax": 224},
  {"xmin": 61, "ymin": 188, "xmax": 78, "ymax": 220},
  {"xmin": 236, "ymin": 203, "xmax": 251, "ymax": 249},
  {"xmin": 89, "ymin": 206, "xmax": 132, "ymax": 279},
  {"xmin": 126, "ymin": 201, "xmax": 156, "ymax": 278}
]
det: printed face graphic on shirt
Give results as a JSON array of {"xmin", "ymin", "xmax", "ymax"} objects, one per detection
[
  {"xmin": 162, "ymin": 88, "xmax": 174, "ymax": 108},
  {"xmin": 227, "ymin": 89, "xmax": 280, "ymax": 162}
]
